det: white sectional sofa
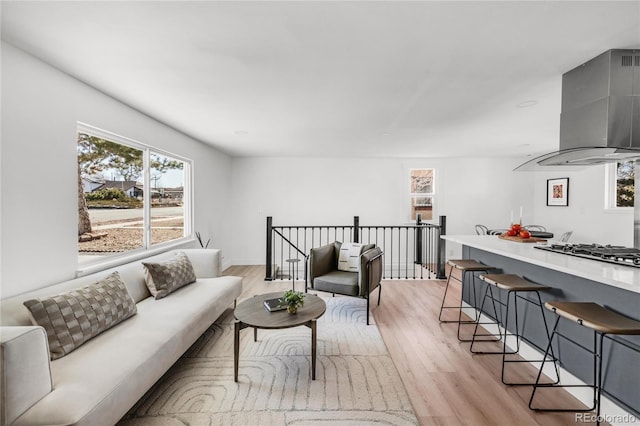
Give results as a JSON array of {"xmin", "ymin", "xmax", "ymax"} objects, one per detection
[{"xmin": 0, "ymin": 249, "xmax": 242, "ymax": 426}]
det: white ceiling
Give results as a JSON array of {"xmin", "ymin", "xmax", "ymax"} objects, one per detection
[{"xmin": 2, "ymin": 1, "xmax": 639, "ymax": 159}]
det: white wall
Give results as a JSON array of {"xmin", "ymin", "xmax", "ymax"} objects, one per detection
[
  {"xmin": 230, "ymin": 156, "xmax": 532, "ymax": 264},
  {"xmin": 231, "ymin": 157, "xmax": 634, "ymax": 266},
  {"xmin": 0, "ymin": 42, "xmax": 233, "ymax": 299},
  {"xmin": 529, "ymin": 165, "xmax": 633, "ymax": 246}
]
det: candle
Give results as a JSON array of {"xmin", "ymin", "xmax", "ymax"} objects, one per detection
[{"xmin": 519, "ymin": 206, "xmax": 523, "ymax": 224}]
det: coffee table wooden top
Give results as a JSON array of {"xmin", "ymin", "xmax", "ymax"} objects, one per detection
[{"xmin": 234, "ymin": 292, "xmax": 326, "ymax": 329}]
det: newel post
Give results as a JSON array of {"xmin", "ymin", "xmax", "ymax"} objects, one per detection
[
  {"xmin": 436, "ymin": 215, "xmax": 447, "ymax": 279},
  {"xmin": 353, "ymin": 216, "xmax": 360, "ymax": 243},
  {"xmin": 265, "ymin": 216, "xmax": 273, "ymax": 281},
  {"xmin": 415, "ymin": 213, "xmax": 423, "ymax": 264}
]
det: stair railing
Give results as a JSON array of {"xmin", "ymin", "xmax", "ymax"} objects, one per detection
[
  {"xmin": 271, "ymin": 227, "xmax": 309, "ymax": 290},
  {"xmin": 266, "ymin": 215, "xmax": 446, "ymax": 281}
]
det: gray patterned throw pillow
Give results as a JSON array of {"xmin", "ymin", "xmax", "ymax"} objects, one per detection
[
  {"xmin": 142, "ymin": 252, "xmax": 197, "ymax": 299},
  {"xmin": 23, "ymin": 271, "xmax": 137, "ymax": 360}
]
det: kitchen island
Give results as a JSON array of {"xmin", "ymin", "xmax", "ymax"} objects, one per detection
[
  {"xmin": 442, "ymin": 235, "xmax": 639, "ymax": 420},
  {"xmin": 443, "ymin": 235, "xmax": 639, "ymax": 293}
]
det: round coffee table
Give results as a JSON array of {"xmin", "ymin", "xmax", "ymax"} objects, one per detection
[{"xmin": 233, "ymin": 292, "xmax": 326, "ymax": 382}]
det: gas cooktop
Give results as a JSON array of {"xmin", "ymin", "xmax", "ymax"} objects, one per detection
[{"xmin": 535, "ymin": 243, "xmax": 640, "ymax": 268}]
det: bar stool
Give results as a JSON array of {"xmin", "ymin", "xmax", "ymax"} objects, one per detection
[
  {"xmin": 529, "ymin": 302, "xmax": 640, "ymax": 424},
  {"xmin": 439, "ymin": 259, "xmax": 494, "ymax": 341},
  {"xmin": 470, "ymin": 274, "xmax": 559, "ymax": 385}
]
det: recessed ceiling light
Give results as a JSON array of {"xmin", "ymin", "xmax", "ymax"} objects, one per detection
[
  {"xmin": 517, "ymin": 100, "xmax": 538, "ymax": 108},
  {"xmin": 234, "ymin": 130, "xmax": 249, "ymax": 136}
]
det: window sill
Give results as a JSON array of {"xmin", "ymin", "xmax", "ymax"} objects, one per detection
[
  {"xmin": 603, "ymin": 207, "xmax": 634, "ymax": 214},
  {"xmin": 76, "ymin": 237, "xmax": 198, "ymax": 277}
]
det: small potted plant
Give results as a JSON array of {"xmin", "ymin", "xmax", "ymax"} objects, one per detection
[{"xmin": 283, "ymin": 290, "xmax": 305, "ymax": 314}]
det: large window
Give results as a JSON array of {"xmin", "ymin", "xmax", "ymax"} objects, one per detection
[
  {"xmin": 607, "ymin": 161, "xmax": 635, "ymax": 208},
  {"xmin": 77, "ymin": 124, "xmax": 191, "ymax": 265},
  {"xmin": 409, "ymin": 168, "xmax": 435, "ymax": 221}
]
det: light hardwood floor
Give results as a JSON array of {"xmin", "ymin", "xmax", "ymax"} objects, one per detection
[{"xmin": 223, "ymin": 265, "xmax": 602, "ymax": 426}]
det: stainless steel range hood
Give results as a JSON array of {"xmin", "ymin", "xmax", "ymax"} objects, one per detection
[{"xmin": 516, "ymin": 49, "xmax": 640, "ymax": 171}]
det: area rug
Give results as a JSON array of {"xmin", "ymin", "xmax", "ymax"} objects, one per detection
[{"xmin": 119, "ymin": 296, "xmax": 419, "ymax": 425}]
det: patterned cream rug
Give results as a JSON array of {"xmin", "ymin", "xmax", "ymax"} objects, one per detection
[{"xmin": 119, "ymin": 296, "xmax": 419, "ymax": 426}]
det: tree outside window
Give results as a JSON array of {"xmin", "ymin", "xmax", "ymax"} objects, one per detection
[
  {"xmin": 150, "ymin": 152, "xmax": 186, "ymax": 245},
  {"xmin": 77, "ymin": 127, "xmax": 190, "ymax": 264},
  {"xmin": 615, "ymin": 161, "xmax": 635, "ymax": 207}
]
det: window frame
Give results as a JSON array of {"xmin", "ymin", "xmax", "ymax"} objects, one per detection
[
  {"xmin": 77, "ymin": 122, "xmax": 194, "ymax": 273},
  {"xmin": 605, "ymin": 161, "xmax": 635, "ymax": 210},
  {"xmin": 408, "ymin": 168, "xmax": 436, "ymax": 222}
]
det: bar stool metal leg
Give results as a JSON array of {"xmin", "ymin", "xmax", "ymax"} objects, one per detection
[
  {"xmin": 529, "ymin": 315, "xmax": 597, "ymax": 412},
  {"xmin": 439, "ymin": 265, "xmax": 479, "ymax": 324},
  {"xmin": 439, "ymin": 259, "xmax": 494, "ymax": 342},
  {"xmin": 457, "ymin": 271, "xmax": 485, "ymax": 342},
  {"xmin": 469, "ymin": 283, "xmax": 504, "ymax": 347},
  {"xmin": 529, "ymin": 302, "xmax": 640, "ymax": 425},
  {"xmin": 498, "ymin": 290, "xmax": 559, "ymax": 386},
  {"xmin": 470, "ymin": 274, "xmax": 559, "ymax": 386},
  {"xmin": 438, "ymin": 262, "xmax": 459, "ymax": 323}
]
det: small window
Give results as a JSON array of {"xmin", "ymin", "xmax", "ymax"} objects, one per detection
[
  {"xmin": 607, "ymin": 161, "xmax": 635, "ymax": 208},
  {"xmin": 409, "ymin": 168, "xmax": 435, "ymax": 221},
  {"xmin": 77, "ymin": 124, "xmax": 192, "ymax": 265}
]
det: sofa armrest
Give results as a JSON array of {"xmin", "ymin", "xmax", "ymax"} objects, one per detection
[
  {"xmin": 359, "ymin": 247, "xmax": 383, "ymax": 296},
  {"xmin": 1, "ymin": 326, "xmax": 53, "ymax": 425},
  {"xmin": 181, "ymin": 249, "xmax": 222, "ymax": 278}
]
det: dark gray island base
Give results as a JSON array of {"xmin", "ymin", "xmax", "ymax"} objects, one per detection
[{"xmin": 462, "ymin": 245, "xmax": 640, "ymax": 417}]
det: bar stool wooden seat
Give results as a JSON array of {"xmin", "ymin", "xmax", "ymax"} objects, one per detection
[
  {"xmin": 438, "ymin": 259, "xmax": 494, "ymax": 341},
  {"xmin": 470, "ymin": 274, "xmax": 559, "ymax": 385},
  {"xmin": 529, "ymin": 302, "xmax": 640, "ymax": 424}
]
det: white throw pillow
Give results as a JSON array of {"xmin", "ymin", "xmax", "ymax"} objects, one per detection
[{"xmin": 337, "ymin": 242, "xmax": 364, "ymax": 272}]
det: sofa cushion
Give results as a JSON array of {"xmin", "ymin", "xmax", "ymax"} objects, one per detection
[
  {"xmin": 337, "ymin": 243, "xmax": 364, "ymax": 272},
  {"xmin": 23, "ymin": 271, "xmax": 137, "ymax": 360},
  {"xmin": 142, "ymin": 252, "xmax": 196, "ymax": 299},
  {"xmin": 314, "ymin": 270, "xmax": 359, "ymax": 296}
]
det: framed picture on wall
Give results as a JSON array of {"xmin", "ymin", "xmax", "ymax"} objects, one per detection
[{"xmin": 547, "ymin": 177, "xmax": 569, "ymax": 206}]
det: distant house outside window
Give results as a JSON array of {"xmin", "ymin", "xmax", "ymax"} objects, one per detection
[
  {"xmin": 410, "ymin": 168, "xmax": 435, "ymax": 221},
  {"xmin": 77, "ymin": 123, "xmax": 192, "ymax": 265},
  {"xmin": 607, "ymin": 161, "xmax": 635, "ymax": 209}
]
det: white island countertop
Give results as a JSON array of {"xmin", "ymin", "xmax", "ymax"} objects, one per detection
[{"xmin": 442, "ymin": 235, "xmax": 640, "ymax": 294}]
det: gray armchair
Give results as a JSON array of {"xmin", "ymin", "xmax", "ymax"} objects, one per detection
[{"xmin": 308, "ymin": 242, "xmax": 383, "ymax": 325}]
